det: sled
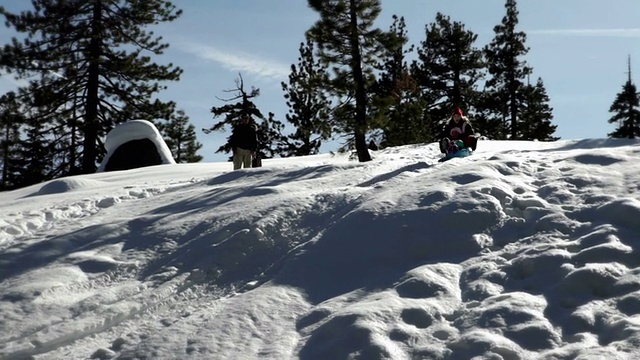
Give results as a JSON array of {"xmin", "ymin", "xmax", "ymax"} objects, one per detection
[{"xmin": 439, "ymin": 148, "xmax": 471, "ymax": 162}]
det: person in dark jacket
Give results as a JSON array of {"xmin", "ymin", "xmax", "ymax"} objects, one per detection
[
  {"xmin": 439, "ymin": 107, "xmax": 478, "ymax": 154},
  {"xmin": 230, "ymin": 114, "xmax": 258, "ymax": 169}
]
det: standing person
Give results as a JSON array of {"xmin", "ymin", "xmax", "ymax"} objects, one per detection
[
  {"xmin": 230, "ymin": 114, "xmax": 258, "ymax": 170},
  {"xmin": 439, "ymin": 107, "xmax": 478, "ymax": 154}
]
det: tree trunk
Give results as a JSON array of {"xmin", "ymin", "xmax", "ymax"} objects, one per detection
[
  {"xmin": 453, "ymin": 69, "xmax": 462, "ymax": 107},
  {"xmin": 629, "ymin": 103, "xmax": 635, "ymax": 139},
  {"xmin": 508, "ymin": 46, "xmax": 518, "ymax": 140},
  {"xmin": 82, "ymin": 1, "xmax": 102, "ymax": 173},
  {"xmin": 349, "ymin": 0, "xmax": 371, "ymax": 162},
  {"xmin": 2, "ymin": 124, "xmax": 8, "ymax": 188},
  {"xmin": 509, "ymin": 81, "xmax": 518, "ymax": 139}
]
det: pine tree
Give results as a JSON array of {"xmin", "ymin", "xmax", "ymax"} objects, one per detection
[
  {"xmin": 205, "ymin": 73, "xmax": 264, "ymax": 157},
  {"xmin": 519, "ymin": 77, "xmax": 558, "ymax": 140},
  {"xmin": 473, "ymin": 90, "xmax": 508, "ymax": 139},
  {"xmin": 608, "ymin": 57, "xmax": 640, "ymax": 139},
  {"xmin": 412, "ymin": 13, "xmax": 485, "ymax": 140},
  {"xmin": 0, "ymin": 92, "xmax": 23, "ymax": 190},
  {"xmin": 158, "ymin": 110, "xmax": 203, "ymax": 163},
  {"xmin": 280, "ymin": 39, "xmax": 332, "ymax": 157},
  {"xmin": 0, "ymin": 0, "xmax": 183, "ymax": 174},
  {"xmin": 484, "ymin": 0, "xmax": 531, "ymax": 140},
  {"xmin": 205, "ymin": 73, "xmax": 285, "ymax": 158},
  {"xmin": 12, "ymin": 118, "xmax": 54, "ymax": 188},
  {"xmin": 257, "ymin": 112, "xmax": 288, "ymax": 160},
  {"xmin": 307, "ymin": 0, "xmax": 398, "ymax": 162},
  {"xmin": 371, "ymin": 15, "xmax": 429, "ymax": 147}
]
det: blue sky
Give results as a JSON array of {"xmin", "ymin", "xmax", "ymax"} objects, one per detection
[{"xmin": 1, "ymin": 0, "xmax": 640, "ymax": 162}]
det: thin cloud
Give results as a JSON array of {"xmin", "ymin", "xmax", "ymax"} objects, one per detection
[
  {"xmin": 0, "ymin": 69, "xmax": 29, "ymax": 88},
  {"xmin": 179, "ymin": 42, "xmax": 290, "ymax": 81},
  {"xmin": 528, "ymin": 28, "xmax": 640, "ymax": 37}
]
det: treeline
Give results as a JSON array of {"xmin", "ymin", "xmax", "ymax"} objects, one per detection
[
  {"xmin": 0, "ymin": 0, "xmax": 201, "ymax": 191},
  {"xmin": 0, "ymin": 0, "xmax": 634, "ymax": 191},
  {"xmin": 207, "ymin": 0, "xmax": 557, "ymax": 164}
]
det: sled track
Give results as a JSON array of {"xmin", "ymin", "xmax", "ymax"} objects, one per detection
[
  {"xmin": 0, "ymin": 178, "xmax": 207, "ymax": 252},
  {"xmin": 0, "ymin": 263, "xmax": 234, "ymax": 360}
]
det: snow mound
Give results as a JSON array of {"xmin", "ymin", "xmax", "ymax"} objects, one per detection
[{"xmin": 30, "ymin": 178, "xmax": 109, "ymax": 196}]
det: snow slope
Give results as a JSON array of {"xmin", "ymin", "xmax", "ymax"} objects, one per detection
[{"xmin": 1, "ymin": 139, "xmax": 640, "ymax": 359}]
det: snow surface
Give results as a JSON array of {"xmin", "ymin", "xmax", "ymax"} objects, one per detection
[
  {"xmin": 96, "ymin": 120, "xmax": 176, "ymax": 172},
  {"xmin": 2, "ymin": 139, "xmax": 640, "ymax": 359}
]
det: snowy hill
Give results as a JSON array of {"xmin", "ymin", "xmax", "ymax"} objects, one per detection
[{"xmin": 1, "ymin": 139, "xmax": 640, "ymax": 359}]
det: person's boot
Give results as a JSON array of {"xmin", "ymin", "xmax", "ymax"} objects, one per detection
[
  {"xmin": 470, "ymin": 136, "xmax": 478, "ymax": 151},
  {"xmin": 439, "ymin": 138, "xmax": 450, "ymax": 154}
]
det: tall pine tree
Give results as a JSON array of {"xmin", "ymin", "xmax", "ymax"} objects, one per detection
[
  {"xmin": 412, "ymin": 13, "xmax": 485, "ymax": 140},
  {"xmin": 484, "ymin": 0, "xmax": 531, "ymax": 140},
  {"xmin": 608, "ymin": 57, "xmax": 640, "ymax": 139},
  {"xmin": 281, "ymin": 39, "xmax": 332, "ymax": 157},
  {"xmin": 0, "ymin": 92, "xmax": 23, "ymax": 190},
  {"xmin": 307, "ymin": 0, "xmax": 398, "ymax": 162},
  {"xmin": 473, "ymin": 90, "xmax": 508, "ymax": 139},
  {"xmin": 0, "ymin": 0, "xmax": 184, "ymax": 174},
  {"xmin": 257, "ymin": 112, "xmax": 287, "ymax": 160},
  {"xmin": 205, "ymin": 73, "xmax": 285, "ymax": 159},
  {"xmin": 205, "ymin": 74, "xmax": 264, "ymax": 155},
  {"xmin": 372, "ymin": 15, "xmax": 430, "ymax": 147},
  {"xmin": 12, "ymin": 116, "xmax": 54, "ymax": 188}
]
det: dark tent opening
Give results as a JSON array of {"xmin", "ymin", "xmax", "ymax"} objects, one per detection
[{"xmin": 103, "ymin": 138, "xmax": 163, "ymax": 172}]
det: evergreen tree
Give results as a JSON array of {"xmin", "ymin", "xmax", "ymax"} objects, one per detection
[
  {"xmin": 158, "ymin": 110, "xmax": 203, "ymax": 163},
  {"xmin": 372, "ymin": 15, "xmax": 430, "ymax": 147},
  {"xmin": 307, "ymin": 0, "xmax": 398, "ymax": 162},
  {"xmin": 484, "ymin": 0, "xmax": 532, "ymax": 140},
  {"xmin": 205, "ymin": 73, "xmax": 285, "ymax": 158},
  {"xmin": 0, "ymin": 0, "xmax": 183, "ymax": 174},
  {"xmin": 12, "ymin": 118, "xmax": 54, "ymax": 188},
  {"xmin": 257, "ymin": 112, "xmax": 288, "ymax": 160},
  {"xmin": 281, "ymin": 39, "xmax": 332, "ymax": 157},
  {"xmin": 205, "ymin": 73, "xmax": 264, "ymax": 157},
  {"xmin": 412, "ymin": 12, "xmax": 485, "ymax": 139},
  {"xmin": 473, "ymin": 90, "xmax": 508, "ymax": 139},
  {"xmin": 519, "ymin": 77, "xmax": 558, "ymax": 140},
  {"xmin": 0, "ymin": 92, "xmax": 23, "ymax": 190},
  {"xmin": 11, "ymin": 74, "xmax": 81, "ymax": 178},
  {"xmin": 608, "ymin": 58, "xmax": 640, "ymax": 139}
]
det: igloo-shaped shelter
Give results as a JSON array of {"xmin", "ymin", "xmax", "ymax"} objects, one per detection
[{"xmin": 97, "ymin": 120, "xmax": 176, "ymax": 172}]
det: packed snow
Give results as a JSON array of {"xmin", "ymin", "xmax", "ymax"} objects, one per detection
[{"xmin": 1, "ymin": 138, "xmax": 640, "ymax": 359}]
